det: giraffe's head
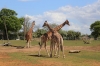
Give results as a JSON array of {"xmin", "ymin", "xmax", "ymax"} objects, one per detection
[
  {"xmin": 64, "ymin": 20, "xmax": 70, "ymax": 26},
  {"xmin": 32, "ymin": 21, "xmax": 35, "ymax": 25},
  {"xmin": 42, "ymin": 21, "xmax": 48, "ymax": 27}
]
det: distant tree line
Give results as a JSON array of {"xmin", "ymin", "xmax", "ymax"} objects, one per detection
[
  {"xmin": 33, "ymin": 29, "xmax": 81, "ymax": 40},
  {"xmin": 0, "ymin": 8, "xmax": 100, "ymax": 40}
]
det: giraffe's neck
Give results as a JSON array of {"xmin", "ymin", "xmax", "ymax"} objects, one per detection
[
  {"xmin": 46, "ymin": 24, "xmax": 53, "ymax": 32},
  {"xmin": 28, "ymin": 24, "xmax": 34, "ymax": 33},
  {"xmin": 54, "ymin": 22, "xmax": 66, "ymax": 31}
]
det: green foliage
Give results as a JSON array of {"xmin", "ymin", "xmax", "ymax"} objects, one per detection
[
  {"xmin": 90, "ymin": 21, "xmax": 100, "ymax": 39},
  {"xmin": 0, "ymin": 8, "xmax": 24, "ymax": 40},
  {"xmin": 0, "ymin": 8, "xmax": 17, "ymax": 16},
  {"xmin": 58, "ymin": 29, "xmax": 67, "ymax": 40},
  {"xmin": 34, "ymin": 29, "xmax": 47, "ymax": 38},
  {"xmin": 19, "ymin": 17, "xmax": 24, "ymax": 25},
  {"xmin": 0, "ymin": 8, "xmax": 23, "ymax": 32},
  {"xmin": 66, "ymin": 30, "xmax": 81, "ymax": 40}
]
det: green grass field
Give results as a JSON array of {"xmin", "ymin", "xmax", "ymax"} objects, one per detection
[
  {"xmin": 0, "ymin": 40, "xmax": 100, "ymax": 46},
  {"xmin": 0, "ymin": 40, "xmax": 100, "ymax": 66}
]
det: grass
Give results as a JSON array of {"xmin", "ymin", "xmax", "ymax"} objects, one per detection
[
  {"xmin": 0, "ymin": 40, "xmax": 100, "ymax": 66},
  {"xmin": 8, "ymin": 50, "xmax": 100, "ymax": 66},
  {"xmin": 0, "ymin": 39, "xmax": 99, "ymax": 47},
  {"xmin": 63, "ymin": 40, "xmax": 100, "ymax": 46},
  {"xmin": 9, "ymin": 52, "xmax": 40, "ymax": 64},
  {"xmin": 0, "ymin": 40, "xmax": 38, "ymax": 46},
  {"xmin": 68, "ymin": 51, "xmax": 100, "ymax": 61}
]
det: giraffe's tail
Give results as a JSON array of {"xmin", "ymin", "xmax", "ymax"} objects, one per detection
[
  {"xmin": 38, "ymin": 42, "xmax": 41, "ymax": 46},
  {"xmin": 38, "ymin": 36, "xmax": 43, "ymax": 47}
]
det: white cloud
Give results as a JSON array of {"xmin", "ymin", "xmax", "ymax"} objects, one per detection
[
  {"xmin": 24, "ymin": 0, "xmax": 100, "ymax": 34},
  {"xmin": 43, "ymin": 11, "xmax": 67, "ymax": 23},
  {"xmin": 67, "ymin": 23, "xmax": 81, "ymax": 31}
]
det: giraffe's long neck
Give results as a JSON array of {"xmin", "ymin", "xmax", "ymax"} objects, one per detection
[
  {"xmin": 54, "ymin": 22, "xmax": 66, "ymax": 31},
  {"xmin": 31, "ymin": 25, "xmax": 34, "ymax": 30},
  {"xmin": 46, "ymin": 24, "xmax": 53, "ymax": 32},
  {"xmin": 28, "ymin": 24, "xmax": 34, "ymax": 33}
]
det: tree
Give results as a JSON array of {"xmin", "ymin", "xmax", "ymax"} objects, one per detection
[
  {"xmin": 67, "ymin": 30, "xmax": 75, "ymax": 40},
  {"xmin": 90, "ymin": 21, "xmax": 100, "ymax": 39},
  {"xmin": 34, "ymin": 29, "xmax": 47, "ymax": 38},
  {"xmin": 23, "ymin": 17, "xmax": 31, "ymax": 40},
  {"xmin": 58, "ymin": 29, "xmax": 67, "ymax": 40},
  {"xmin": 75, "ymin": 32, "xmax": 81, "ymax": 40},
  {"xmin": 0, "ymin": 8, "xmax": 24, "ymax": 40},
  {"xmin": 66, "ymin": 30, "xmax": 81, "ymax": 40}
]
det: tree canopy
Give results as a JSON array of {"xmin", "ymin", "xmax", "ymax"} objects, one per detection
[
  {"xmin": 0, "ymin": 8, "xmax": 24, "ymax": 40},
  {"xmin": 0, "ymin": 8, "xmax": 24, "ymax": 32},
  {"xmin": 90, "ymin": 21, "xmax": 100, "ymax": 39}
]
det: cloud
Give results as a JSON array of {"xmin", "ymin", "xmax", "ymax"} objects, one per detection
[{"xmin": 24, "ymin": 0, "xmax": 100, "ymax": 34}]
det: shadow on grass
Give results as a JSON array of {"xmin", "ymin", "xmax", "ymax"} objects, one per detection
[
  {"xmin": 2, "ymin": 44, "xmax": 25, "ymax": 49},
  {"xmin": 28, "ymin": 54, "xmax": 60, "ymax": 59},
  {"xmin": 28, "ymin": 54, "xmax": 50, "ymax": 58},
  {"xmin": 11, "ymin": 45, "xmax": 24, "ymax": 49}
]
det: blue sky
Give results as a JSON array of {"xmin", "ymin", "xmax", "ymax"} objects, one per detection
[
  {"xmin": 0, "ymin": 0, "xmax": 97, "ymax": 16},
  {"xmin": 0, "ymin": 0, "xmax": 100, "ymax": 34}
]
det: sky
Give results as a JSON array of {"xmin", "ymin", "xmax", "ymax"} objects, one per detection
[{"xmin": 0, "ymin": 0, "xmax": 100, "ymax": 35}]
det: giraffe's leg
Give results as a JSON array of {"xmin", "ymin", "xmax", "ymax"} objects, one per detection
[
  {"xmin": 61, "ymin": 45, "xmax": 65, "ymax": 58},
  {"xmin": 54, "ymin": 43, "xmax": 57, "ymax": 56},
  {"xmin": 29, "ymin": 41, "xmax": 31, "ymax": 48},
  {"xmin": 27, "ymin": 40, "xmax": 30, "ymax": 48},
  {"xmin": 38, "ymin": 42, "xmax": 43, "ymax": 56},
  {"xmin": 44, "ymin": 42, "xmax": 50, "ymax": 56},
  {"xmin": 50, "ymin": 41, "xmax": 53, "ymax": 58},
  {"xmin": 24, "ymin": 40, "xmax": 28, "ymax": 48},
  {"xmin": 57, "ymin": 44, "xmax": 60, "ymax": 58}
]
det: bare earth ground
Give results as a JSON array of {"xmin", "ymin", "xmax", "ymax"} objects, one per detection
[{"xmin": 0, "ymin": 45, "xmax": 100, "ymax": 66}]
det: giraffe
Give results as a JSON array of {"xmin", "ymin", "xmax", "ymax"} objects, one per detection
[
  {"xmin": 38, "ymin": 20, "xmax": 70, "ymax": 56},
  {"xmin": 42, "ymin": 21, "xmax": 65, "ymax": 58},
  {"xmin": 25, "ymin": 21, "xmax": 35, "ymax": 48}
]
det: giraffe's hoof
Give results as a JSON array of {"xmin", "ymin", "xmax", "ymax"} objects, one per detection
[
  {"xmin": 50, "ymin": 54, "xmax": 53, "ymax": 58},
  {"xmin": 54, "ymin": 54, "xmax": 57, "ymax": 56},
  {"xmin": 63, "ymin": 55, "xmax": 65, "ymax": 58}
]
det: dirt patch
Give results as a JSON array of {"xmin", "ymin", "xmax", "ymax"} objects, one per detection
[
  {"xmin": 0, "ymin": 45, "xmax": 40, "ymax": 53},
  {"xmin": 0, "ymin": 52, "xmax": 34, "ymax": 66},
  {"xmin": 34, "ymin": 60, "xmax": 63, "ymax": 66},
  {"xmin": 0, "ymin": 46, "xmax": 40, "ymax": 66},
  {"xmin": 65, "ymin": 45, "xmax": 100, "ymax": 52},
  {"xmin": 0, "ymin": 52, "xmax": 10, "ymax": 58},
  {"xmin": 0, "ymin": 45, "xmax": 100, "ymax": 66},
  {"xmin": 0, "ymin": 60, "xmax": 34, "ymax": 66},
  {"xmin": 0, "ymin": 45, "xmax": 100, "ymax": 53},
  {"xmin": 84, "ymin": 60, "xmax": 100, "ymax": 66}
]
